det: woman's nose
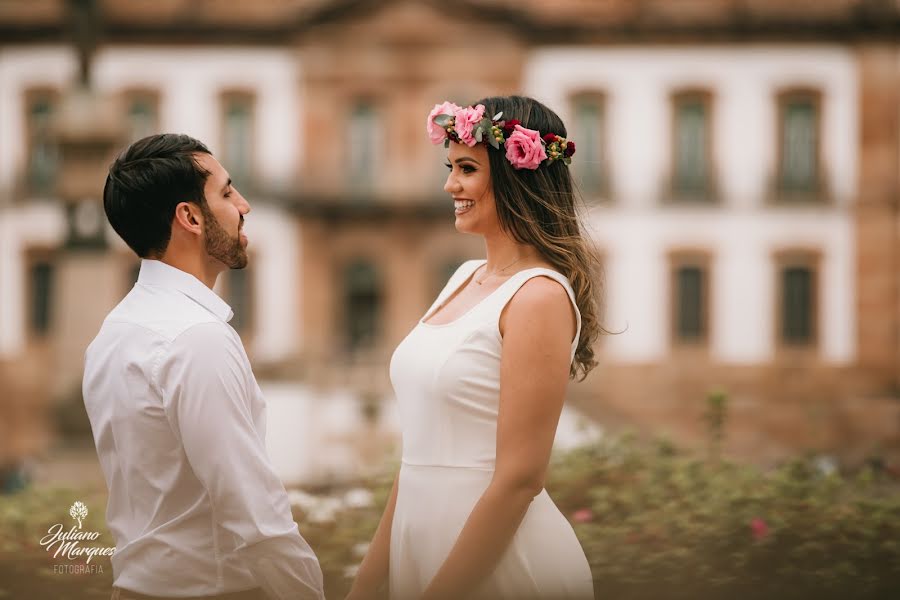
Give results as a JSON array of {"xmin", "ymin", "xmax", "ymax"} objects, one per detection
[{"xmin": 443, "ymin": 173, "xmax": 460, "ymax": 194}]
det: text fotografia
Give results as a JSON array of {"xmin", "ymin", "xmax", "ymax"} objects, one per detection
[
  {"xmin": 40, "ymin": 524, "xmax": 116, "ymax": 563},
  {"xmin": 53, "ymin": 563, "xmax": 105, "ymax": 574}
]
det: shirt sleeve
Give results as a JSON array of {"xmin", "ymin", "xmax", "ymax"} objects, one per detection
[{"xmin": 156, "ymin": 322, "xmax": 324, "ymax": 600}]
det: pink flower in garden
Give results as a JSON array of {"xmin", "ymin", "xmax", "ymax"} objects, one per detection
[
  {"xmin": 886, "ymin": 461, "xmax": 900, "ymax": 479},
  {"xmin": 426, "ymin": 101, "xmax": 460, "ymax": 145},
  {"xmin": 751, "ymin": 517, "xmax": 770, "ymax": 541},
  {"xmin": 454, "ymin": 104, "xmax": 486, "ymax": 147},
  {"xmin": 504, "ymin": 124, "xmax": 548, "ymax": 170},
  {"xmin": 572, "ymin": 508, "xmax": 594, "ymax": 523}
]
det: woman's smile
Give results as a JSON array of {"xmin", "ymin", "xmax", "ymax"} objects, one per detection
[{"xmin": 454, "ymin": 198, "xmax": 475, "ymax": 215}]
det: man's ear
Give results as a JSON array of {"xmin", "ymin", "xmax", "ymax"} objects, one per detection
[{"xmin": 172, "ymin": 201, "xmax": 203, "ymax": 236}]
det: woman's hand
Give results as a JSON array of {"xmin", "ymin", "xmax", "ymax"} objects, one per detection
[{"xmin": 344, "ymin": 585, "xmax": 380, "ymax": 600}]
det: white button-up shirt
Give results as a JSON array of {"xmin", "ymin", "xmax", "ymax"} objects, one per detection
[{"xmin": 83, "ymin": 259, "xmax": 324, "ymax": 599}]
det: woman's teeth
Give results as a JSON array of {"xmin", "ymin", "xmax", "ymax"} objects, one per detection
[{"xmin": 455, "ymin": 200, "xmax": 475, "ymax": 213}]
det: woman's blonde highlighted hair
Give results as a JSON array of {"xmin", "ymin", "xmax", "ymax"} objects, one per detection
[{"xmin": 472, "ymin": 95, "xmax": 606, "ymax": 380}]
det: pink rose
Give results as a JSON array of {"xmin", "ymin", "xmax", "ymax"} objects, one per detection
[
  {"xmin": 427, "ymin": 101, "xmax": 461, "ymax": 145},
  {"xmin": 751, "ymin": 517, "xmax": 769, "ymax": 541},
  {"xmin": 504, "ymin": 124, "xmax": 548, "ymax": 170},
  {"xmin": 454, "ymin": 104, "xmax": 485, "ymax": 147}
]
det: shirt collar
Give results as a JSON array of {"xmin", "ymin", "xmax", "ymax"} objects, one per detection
[{"xmin": 137, "ymin": 259, "xmax": 234, "ymax": 323}]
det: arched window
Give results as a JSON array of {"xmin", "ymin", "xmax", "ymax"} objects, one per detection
[
  {"xmin": 671, "ymin": 90, "xmax": 714, "ymax": 201},
  {"xmin": 348, "ymin": 100, "xmax": 379, "ymax": 190},
  {"xmin": 25, "ymin": 248, "xmax": 56, "ymax": 338},
  {"xmin": 221, "ymin": 91, "xmax": 255, "ymax": 189},
  {"xmin": 569, "ymin": 92, "xmax": 608, "ymax": 199},
  {"xmin": 125, "ymin": 90, "xmax": 160, "ymax": 142},
  {"xmin": 776, "ymin": 89, "xmax": 823, "ymax": 201},
  {"xmin": 25, "ymin": 89, "xmax": 59, "ymax": 194},
  {"xmin": 775, "ymin": 250, "xmax": 820, "ymax": 346},
  {"xmin": 344, "ymin": 260, "xmax": 382, "ymax": 352},
  {"xmin": 669, "ymin": 250, "xmax": 712, "ymax": 347}
]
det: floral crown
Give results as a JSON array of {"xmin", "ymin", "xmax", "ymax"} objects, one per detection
[{"xmin": 427, "ymin": 101, "xmax": 575, "ymax": 171}]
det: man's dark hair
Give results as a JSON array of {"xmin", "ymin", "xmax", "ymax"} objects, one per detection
[{"xmin": 103, "ymin": 133, "xmax": 212, "ymax": 258}]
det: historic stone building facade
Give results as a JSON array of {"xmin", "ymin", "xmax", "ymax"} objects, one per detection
[{"xmin": 0, "ymin": 0, "xmax": 897, "ymax": 471}]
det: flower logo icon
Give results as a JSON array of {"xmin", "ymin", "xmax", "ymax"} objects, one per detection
[{"xmin": 69, "ymin": 501, "xmax": 88, "ymax": 529}]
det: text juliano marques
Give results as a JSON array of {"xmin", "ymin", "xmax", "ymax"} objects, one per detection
[{"xmin": 39, "ymin": 523, "xmax": 116, "ymax": 563}]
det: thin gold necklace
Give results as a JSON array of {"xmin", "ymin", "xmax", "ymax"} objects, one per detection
[{"xmin": 474, "ymin": 257, "xmax": 523, "ymax": 285}]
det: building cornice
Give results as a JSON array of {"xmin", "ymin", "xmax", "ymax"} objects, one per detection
[{"xmin": 1, "ymin": 0, "xmax": 898, "ymax": 46}]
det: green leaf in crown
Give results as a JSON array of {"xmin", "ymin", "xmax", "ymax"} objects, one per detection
[{"xmin": 433, "ymin": 114, "xmax": 453, "ymax": 127}]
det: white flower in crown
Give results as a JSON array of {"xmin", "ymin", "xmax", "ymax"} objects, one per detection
[{"xmin": 69, "ymin": 501, "xmax": 88, "ymax": 529}]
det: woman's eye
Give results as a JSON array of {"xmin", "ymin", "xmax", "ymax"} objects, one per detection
[{"xmin": 444, "ymin": 162, "xmax": 475, "ymax": 174}]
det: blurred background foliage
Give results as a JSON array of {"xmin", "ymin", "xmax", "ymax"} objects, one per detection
[{"xmin": 3, "ymin": 394, "xmax": 898, "ymax": 599}]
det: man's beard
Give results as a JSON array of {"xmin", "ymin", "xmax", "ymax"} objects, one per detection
[{"xmin": 201, "ymin": 204, "xmax": 247, "ymax": 269}]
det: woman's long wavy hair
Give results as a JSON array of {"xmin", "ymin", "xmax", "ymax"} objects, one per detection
[{"xmin": 473, "ymin": 95, "xmax": 606, "ymax": 381}]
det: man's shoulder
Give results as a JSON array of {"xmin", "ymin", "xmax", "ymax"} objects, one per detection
[{"xmin": 104, "ymin": 284, "xmax": 226, "ymax": 343}]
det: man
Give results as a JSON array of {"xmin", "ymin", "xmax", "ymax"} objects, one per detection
[{"xmin": 83, "ymin": 134, "xmax": 324, "ymax": 600}]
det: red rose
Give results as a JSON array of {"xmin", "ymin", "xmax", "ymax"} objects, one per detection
[
  {"xmin": 563, "ymin": 141, "xmax": 576, "ymax": 158},
  {"xmin": 502, "ymin": 119, "xmax": 521, "ymax": 135},
  {"xmin": 543, "ymin": 133, "xmax": 558, "ymax": 144}
]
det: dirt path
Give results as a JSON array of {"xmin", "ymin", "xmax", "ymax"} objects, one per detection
[{"xmin": 0, "ymin": 554, "xmax": 112, "ymax": 599}]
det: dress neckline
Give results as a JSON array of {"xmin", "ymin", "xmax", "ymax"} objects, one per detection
[
  {"xmin": 419, "ymin": 261, "xmax": 567, "ymax": 329},
  {"xmin": 420, "ymin": 260, "xmax": 490, "ymax": 328}
]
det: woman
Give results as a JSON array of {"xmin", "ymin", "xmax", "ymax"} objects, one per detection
[{"xmin": 348, "ymin": 95, "xmax": 601, "ymax": 600}]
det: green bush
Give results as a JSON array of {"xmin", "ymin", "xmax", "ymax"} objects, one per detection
[
  {"xmin": 545, "ymin": 433, "xmax": 900, "ymax": 600},
  {"xmin": 3, "ymin": 425, "xmax": 899, "ymax": 599},
  {"xmin": 297, "ymin": 430, "xmax": 900, "ymax": 599}
]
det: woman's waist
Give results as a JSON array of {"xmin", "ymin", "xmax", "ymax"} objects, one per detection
[
  {"xmin": 400, "ymin": 458, "xmax": 495, "ymax": 472},
  {"xmin": 395, "ymin": 462, "xmax": 555, "ymax": 518}
]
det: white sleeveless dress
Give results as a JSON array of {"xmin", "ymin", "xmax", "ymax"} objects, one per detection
[{"xmin": 388, "ymin": 259, "xmax": 594, "ymax": 600}]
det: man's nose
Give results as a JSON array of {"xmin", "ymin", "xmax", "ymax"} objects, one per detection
[{"xmin": 238, "ymin": 192, "xmax": 251, "ymax": 214}]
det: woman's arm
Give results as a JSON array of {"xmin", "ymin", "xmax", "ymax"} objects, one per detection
[
  {"xmin": 421, "ymin": 276, "xmax": 577, "ymax": 600},
  {"xmin": 346, "ymin": 471, "xmax": 401, "ymax": 599}
]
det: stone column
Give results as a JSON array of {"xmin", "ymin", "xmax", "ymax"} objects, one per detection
[
  {"xmin": 51, "ymin": 85, "xmax": 124, "ymax": 407},
  {"xmin": 855, "ymin": 44, "xmax": 900, "ymax": 391}
]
